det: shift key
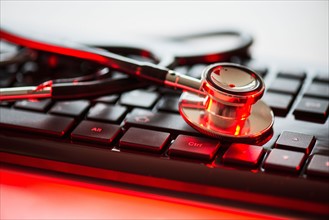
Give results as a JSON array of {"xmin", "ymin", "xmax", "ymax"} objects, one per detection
[{"xmin": 0, "ymin": 108, "xmax": 74, "ymax": 137}]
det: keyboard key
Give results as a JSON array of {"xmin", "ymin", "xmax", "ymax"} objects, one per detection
[
  {"xmin": 277, "ymin": 69, "xmax": 306, "ymax": 80},
  {"xmin": 87, "ymin": 103, "xmax": 128, "ymax": 123},
  {"xmin": 0, "ymin": 101, "xmax": 13, "ymax": 107},
  {"xmin": 313, "ymin": 141, "xmax": 329, "ymax": 156},
  {"xmin": 94, "ymin": 94, "xmax": 119, "ymax": 104},
  {"xmin": 0, "ymin": 65, "xmax": 16, "ymax": 87},
  {"xmin": 157, "ymin": 95, "xmax": 180, "ymax": 113},
  {"xmin": 0, "ymin": 108, "xmax": 74, "ymax": 137},
  {"xmin": 222, "ymin": 143, "xmax": 264, "ymax": 167},
  {"xmin": 304, "ymin": 82, "xmax": 329, "ymax": 99},
  {"xmin": 263, "ymin": 92, "xmax": 294, "ymax": 116},
  {"xmin": 293, "ymin": 97, "xmax": 328, "ymax": 122},
  {"xmin": 120, "ymin": 89, "xmax": 159, "ymax": 108},
  {"xmin": 187, "ymin": 64, "xmax": 207, "ymax": 79},
  {"xmin": 124, "ymin": 108, "xmax": 198, "ymax": 135},
  {"xmin": 71, "ymin": 120, "xmax": 121, "ymax": 144},
  {"xmin": 14, "ymin": 62, "xmax": 50, "ymax": 86},
  {"xmin": 275, "ymin": 131, "xmax": 315, "ymax": 154},
  {"xmin": 119, "ymin": 127, "xmax": 170, "ymax": 152},
  {"xmin": 314, "ymin": 72, "xmax": 329, "ymax": 83},
  {"xmin": 168, "ymin": 135, "xmax": 220, "ymax": 161},
  {"xmin": 244, "ymin": 60, "xmax": 268, "ymax": 77},
  {"xmin": 268, "ymin": 77, "xmax": 302, "ymax": 95},
  {"xmin": 264, "ymin": 148, "xmax": 305, "ymax": 174},
  {"xmin": 174, "ymin": 66, "xmax": 189, "ymax": 75},
  {"xmin": 50, "ymin": 100, "xmax": 90, "ymax": 117},
  {"xmin": 306, "ymin": 154, "xmax": 329, "ymax": 178},
  {"xmin": 14, "ymin": 99, "xmax": 52, "ymax": 112}
]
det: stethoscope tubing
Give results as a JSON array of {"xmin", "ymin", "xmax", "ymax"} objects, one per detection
[{"xmin": 0, "ymin": 27, "xmax": 253, "ymax": 101}]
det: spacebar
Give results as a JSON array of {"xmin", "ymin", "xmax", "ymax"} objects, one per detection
[{"xmin": 0, "ymin": 108, "xmax": 75, "ymax": 137}]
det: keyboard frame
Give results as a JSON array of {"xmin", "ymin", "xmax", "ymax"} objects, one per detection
[{"xmin": 1, "ymin": 57, "xmax": 328, "ymax": 218}]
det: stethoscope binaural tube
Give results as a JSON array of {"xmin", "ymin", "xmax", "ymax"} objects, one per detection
[
  {"xmin": 0, "ymin": 28, "xmax": 204, "ymax": 100},
  {"xmin": 0, "ymin": 28, "xmax": 274, "ymax": 142}
]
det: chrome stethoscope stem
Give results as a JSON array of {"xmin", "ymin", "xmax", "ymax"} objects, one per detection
[{"xmin": 0, "ymin": 86, "xmax": 52, "ymax": 101}]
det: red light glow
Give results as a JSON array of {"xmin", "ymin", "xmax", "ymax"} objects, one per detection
[
  {"xmin": 205, "ymin": 54, "xmax": 221, "ymax": 63},
  {"xmin": 48, "ymin": 55, "xmax": 58, "ymax": 68},
  {"xmin": 0, "ymin": 165, "xmax": 287, "ymax": 220},
  {"xmin": 1, "ymin": 152, "xmax": 328, "ymax": 216}
]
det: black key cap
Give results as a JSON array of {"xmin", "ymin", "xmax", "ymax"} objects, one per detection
[
  {"xmin": 222, "ymin": 143, "xmax": 264, "ymax": 167},
  {"xmin": 314, "ymin": 72, "xmax": 329, "ymax": 83},
  {"xmin": 120, "ymin": 89, "xmax": 159, "ymax": 108},
  {"xmin": 94, "ymin": 94, "xmax": 119, "ymax": 104},
  {"xmin": 263, "ymin": 92, "xmax": 294, "ymax": 116},
  {"xmin": 14, "ymin": 62, "xmax": 50, "ymax": 86},
  {"xmin": 187, "ymin": 64, "xmax": 207, "ymax": 79},
  {"xmin": 277, "ymin": 69, "xmax": 306, "ymax": 80},
  {"xmin": 0, "ymin": 65, "xmax": 16, "ymax": 87},
  {"xmin": 0, "ymin": 101, "xmax": 13, "ymax": 107},
  {"xmin": 304, "ymin": 82, "xmax": 329, "ymax": 99},
  {"xmin": 87, "ymin": 103, "xmax": 128, "ymax": 123},
  {"xmin": 264, "ymin": 148, "xmax": 305, "ymax": 174},
  {"xmin": 275, "ymin": 131, "xmax": 315, "ymax": 154},
  {"xmin": 157, "ymin": 95, "xmax": 179, "ymax": 113},
  {"xmin": 306, "ymin": 154, "xmax": 329, "ymax": 178},
  {"xmin": 119, "ymin": 127, "xmax": 170, "ymax": 152},
  {"xmin": 268, "ymin": 77, "xmax": 302, "ymax": 95},
  {"xmin": 71, "ymin": 120, "xmax": 121, "ymax": 144},
  {"xmin": 14, "ymin": 99, "xmax": 52, "ymax": 112},
  {"xmin": 168, "ymin": 135, "xmax": 220, "ymax": 161},
  {"xmin": 124, "ymin": 108, "xmax": 198, "ymax": 135},
  {"xmin": 50, "ymin": 100, "xmax": 90, "ymax": 117},
  {"xmin": 244, "ymin": 60, "xmax": 268, "ymax": 78},
  {"xmin": 293, "ymin": 97, "xmax": 329, "ymax": 122},
  {"xmin": 174, "ymin": 66, "xmax": 189, "ymax": 75},
  {"xmin": 0, "ymin": 108, "xmax": 74, "ymax": 137},
  {"xmin": 313, "ymin": 141, "xmax": 329, "ymax": 156}
]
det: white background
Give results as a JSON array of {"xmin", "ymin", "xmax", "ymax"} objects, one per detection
[{"xmin": 1, "ymin": 1, "xmax": 328, "ymax": 67}]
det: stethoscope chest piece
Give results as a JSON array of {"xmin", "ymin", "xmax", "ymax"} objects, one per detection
[{"xmin": 178, "ymin": 63, "xmax": 274, "ymax": 142}]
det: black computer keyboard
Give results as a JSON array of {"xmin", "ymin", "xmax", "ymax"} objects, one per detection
[{"xmin": 1, "ymin": 41, "xmax": 328, "ymax": 218}]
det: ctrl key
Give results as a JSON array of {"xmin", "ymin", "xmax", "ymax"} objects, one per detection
[
  {"xmin": 168, "ymin": 135, "xmax": 220, "ymax": 161},
  {"xmin": 71, "ymin": 120, "xmax": 121, "ymax": 144}
]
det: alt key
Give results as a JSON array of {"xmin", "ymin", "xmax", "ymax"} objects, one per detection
[{"xmin": 71, "ymin": 120, "xmax": 121, "ymax": 144}]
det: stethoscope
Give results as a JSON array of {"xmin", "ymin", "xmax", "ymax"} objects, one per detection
[{"xmin": 0, "ymin": 27, "xmax": 274, "ymax": 143}]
